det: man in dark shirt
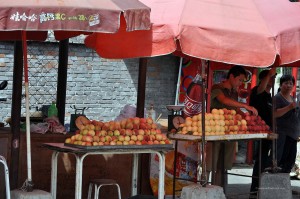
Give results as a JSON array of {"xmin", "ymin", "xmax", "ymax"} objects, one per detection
[{"xmin": 249, "ymin": 68, "xmax": 276, "ymax": 198}]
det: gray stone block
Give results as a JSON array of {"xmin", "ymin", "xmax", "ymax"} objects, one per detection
[
  {"xmin": 11, "ymin": 189, "xmax": 52, "ymax": 199},
  {"xmin": 259, "ymin": 173, "xmax": 292, "ymax": 199},
  {"xmin": 181, "ymin": 184, "xmax": 226, "ymax": 199}
]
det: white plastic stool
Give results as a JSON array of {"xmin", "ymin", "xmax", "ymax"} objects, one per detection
[
  {"xmin": 87, "ymin": 179, "xmax": 121, "ymax": 199},
  {"xmin": 0, "ymin": 155, "xmax": 11, "ymax": 199}
]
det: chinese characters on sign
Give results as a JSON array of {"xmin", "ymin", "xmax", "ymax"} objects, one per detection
[{"xmin": 10, "ymin": 12, "xmax": 100, "ymax": 26}]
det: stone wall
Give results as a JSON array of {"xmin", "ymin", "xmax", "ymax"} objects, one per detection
[{"xmin": 0, "ymin": 41, "xmax": 179, "ymax": 124}]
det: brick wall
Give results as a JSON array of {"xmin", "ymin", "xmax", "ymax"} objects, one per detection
[{"xmin": 0, "ymin": 41, "xmax": 179, "ymax": 124}]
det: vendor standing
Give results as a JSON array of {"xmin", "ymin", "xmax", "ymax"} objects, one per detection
[
  {"xmin": 206, "ymin": 65, "xmax": 258, "ymax": 186},
  {"xmin": 249, "ymin": 68, "xmax": 276, "ymax": 196},
  {"xmin": 274, "ymin": 75, "xmax": 300, "ymax": 173}
]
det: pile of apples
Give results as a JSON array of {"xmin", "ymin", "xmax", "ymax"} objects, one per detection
[
  {"xmin": 177, "ymin": 108, "xmax": 270, "ymax": 136},
  {"xmin": 65, "ymin": 117, "xmax": 172, "ymax": 146},
  {"xmin": 244, "ymin": 113, "xmax": 271, "ymax": 133}
]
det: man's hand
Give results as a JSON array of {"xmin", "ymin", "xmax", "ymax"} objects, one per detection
[
  {"xmin": 268, "ymin": 68, "xmax": 277, "ymax": 77},
  {"xmin": 245, "ymin": 105, "xmax": 258, "ymax": 116}
]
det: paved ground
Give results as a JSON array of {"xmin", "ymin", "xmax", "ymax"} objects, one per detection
[{"xmin": 226, "ymin": 164, "xmax": 300, "ymax": 199}]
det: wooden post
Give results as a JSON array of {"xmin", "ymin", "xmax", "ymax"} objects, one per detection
[
  {"xmin": 136, "ymin": 58, "xmax": 153, "ymax": 195},
  {"xmin": 56, "ymin": 39, "xmax": 69, "ymax": 125},
  {"xmin": 10, "ymin": 41, "xmax": 23, "ymax": 189}
]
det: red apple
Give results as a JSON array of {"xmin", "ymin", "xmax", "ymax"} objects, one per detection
[
  {"xmin": 139, "ymin": 123, "xmax": 147, "ymax": 130},
  {"xmin": 129, "ymin": 140, "xmax": 136, "ymax": 145},
  {"xmin": 87, "ymin": 130, "xmax": 95, "ymax": 136},
  {"xmin": 133, "ymin": 117, "xmax": 140, "ymax": 125},
  {"xmin": 124, "ymin": 135, "xmax": 131, "ymax": 142},
  {"xmin": 144, "ymin": 129, "xmax": 151, "ymax": 135},
  {"xmin": 151, "ymin": 123, "xmax": 157, "ymax": 129},
  {"xmin": 137, "ymin": 134, "xmax": 144, "ymax": 141},
  {"xmin": 81, "ymin": 129, "xmax": 88, "ymax": 135},
  {"xmin": 102, "ymin": 123, "xmax": 110, "ymax": 130},
  {"xmin": 118, "ymin": 135, "xmax": 125, "ymax": 141},
  {"xmin": 65, "ymin": 138, "xmax": 71, "ymax": 143},
  {"xmin": 156, "ymin": 129, "xmax": 162, "ymax": 134},
  {"xmin": 161, "ymin": 134, "xmax": 167, "ymax": 141},
  {"xmin": 125, "ymin": 129, "xmax": 133, "ymax": 136},
  {"xmin": 148, "ymin": 140, "xmax": 154, "ymax": 145},
  {"xmin": 120, "ymin": 129, "xmax": 126, "ymax": 136},
  {"xmin": 75, "ymin": 134, "xmax": 83, "ymax": 141},
  {"xmin": 99, "ymin": 136, "xmax": 106, "ymax": 142},
  {"xmin": 153, "ymin": 140, "xmax": 160, "ymax": 145},
  {"xmin": 141, "ymin": 140, "xmax": 148, "ymax": 145},
  {"xmin": 155, "ymin": 134, "xmax": 163, "ymax": 141},
  {"xmin": 114, "ymin": 130, "xmax": 120, "ymax": 136},
  {"xmin": 85, "ymin": 135, "xmax": 93, "ymax": 142},
  {"xmin": 125, "ymin": 122, "xmax": 133, "ymax": 129},
  {"xmin": 165, "ymin": 140, "xmax": 171, "ymax": 144},
  {"xmin": 93, "ymin": 136, "xmax": 100, "ymax": 142},
  {"xmin": 160, "ymin": 140, "xmax": 166, "ymax": 144},
  {"xmin": 138, "ymin": 129, "xmax": 145, "ymax": 135},
  {"xmin": 133, "ymin": 124, "xmax": 140, "ymax": 129},
  {"xmin": 100, "ymin": 130, "xmax": 107, "ymax": 136},
  {"xmin": 98, "ymin": 142, "xmax": 104, "ymax": 146},
  {"xmin": 92, "ymin": 142, "xmax": 99, "ymax": 146},
  {"xmin": 131, "ymin": 135, "xmax": 137, "ymax": 141},
  {"xmin": 120, "ymin": 119, "xmax": 127, "ymax": 129},
  {"xmin": 146, "ymin": 118, "xmax": 153, "ymax": 124},
  {"xmin": 140, "ymin": 118, "xmax": 146, "ymax": 123},
  {"xmin": 86, "ymin": 142, "xmax": 92, "ymax": 146},
  {"xmin": 105, "ymin": 136, "xmax": 112, "ymax": 142}
]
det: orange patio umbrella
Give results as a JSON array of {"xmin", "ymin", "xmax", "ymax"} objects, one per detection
[
  {"xmin": 0, "ymin": 0, "xmax": 150, "ymax": 193},
  {"xmin": 0, "ymin": 0, "xmax": 150, "ymax": 40},
  {"xmin": 85, "ymin": 0, "xmax": 300, "ymax": 188},
  {"xmin": 85, "ymin": 0, "xmax": 300, "ymax": 68}
]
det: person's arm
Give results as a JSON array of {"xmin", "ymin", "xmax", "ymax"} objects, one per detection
[
  {"xmin": 274, "ymin": 101, "xmax": 296, "ymax": 118},
  {"xmin": 216, "ymin": 92, "xmax": 258, "ymax": 115},
  {"xmin": 256, "ymin": 68, "xmax": 276, "ymax": 94}
]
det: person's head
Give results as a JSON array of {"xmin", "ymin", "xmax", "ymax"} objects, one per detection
[
  {"xmin": 226, "ymin": 65, "xmax": 247, "ymax": 90},
  {"xmin": 258, "ymin": 70, "xmax": 269, "ymax": 81},
  {"xmin": 258, "ymin": 70, "xmax": 276, "ymax": 88},
  {"xmin": 279, "ymin": 74, "xmax": 295, "ymax": 94}
]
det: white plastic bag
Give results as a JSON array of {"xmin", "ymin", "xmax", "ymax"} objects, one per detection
[{"xmin": 30, "ymin": 123, "xmax": 49, "ymax": 134}]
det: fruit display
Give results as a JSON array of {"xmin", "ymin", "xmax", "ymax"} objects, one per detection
[
  {"xmin": 176, "ymin": 108, "xmax": 271, "ymax": 136},
  {"xmin": 65, "ymin": 116, "xmax": 172, "ymax": 146}
]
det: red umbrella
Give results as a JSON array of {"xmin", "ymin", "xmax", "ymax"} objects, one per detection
[
  {"xmin": 85, "ymin": 0, "xmax": 300, "ymax": 68},
  {"xmin": 85, "ymin": 0, "xmax": 300, "ymax": 188},
  {"xmin": 0, "ymin": 0, "xmax": 150, "ymax": 192},
  {"xmin": 0, "ymin": 0, "xmax": 150, "ymax": 40}
]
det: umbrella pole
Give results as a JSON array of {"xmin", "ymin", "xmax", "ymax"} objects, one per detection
[
  {"xmin": 200, "ymin": 60, "xmax": 207, "ymax": 186},
  {"xmin": 21, "ymin": 31, "xmax": 33, "ymax": 192},
  {"xmin": 175, "ymin": 57, "xmax": 183, "ymax": 105}
]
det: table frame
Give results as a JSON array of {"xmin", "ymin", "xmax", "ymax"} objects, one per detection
[
  {"xmin": 0, "ymin": 155, "xmax": 10, "ymax": 199},
  {"xmin": 168, "ymin": 133, "xmax": 277, "ymax": 198},
  {"xmin": 43, "ymin": 143, "xmax": 172, "ymax": 199}
]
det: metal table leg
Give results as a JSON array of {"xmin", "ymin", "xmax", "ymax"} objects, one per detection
[
  {"xmin": 156, "ymin": 151, "xmax": 165, "ymax": 199},
  {"xmin": 75, "ymin": 154, "xmax": 87, "ymax": 199},
  {"xmin": 0, "ymin": 156, "xmax": 10, "ymax": 199},
  {"xmin": 50, "ymin": 151, "xmax": 59, "ymax": 199},
  {"xmin": 172, "ymin": 140, "xmax": 178, "ymax": 199},
  {"xmin": 132, "ymin": 153, "xmax": 139, "ymax": 196}
]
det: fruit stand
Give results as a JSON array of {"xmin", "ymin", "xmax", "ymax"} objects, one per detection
[
  {"xmin": 167, "ymin": 108, "xmax": 277, "ymax": 197},
  {"xmin": 51, "ymin": 116, "xmax": 174, "ymax": 199}
]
